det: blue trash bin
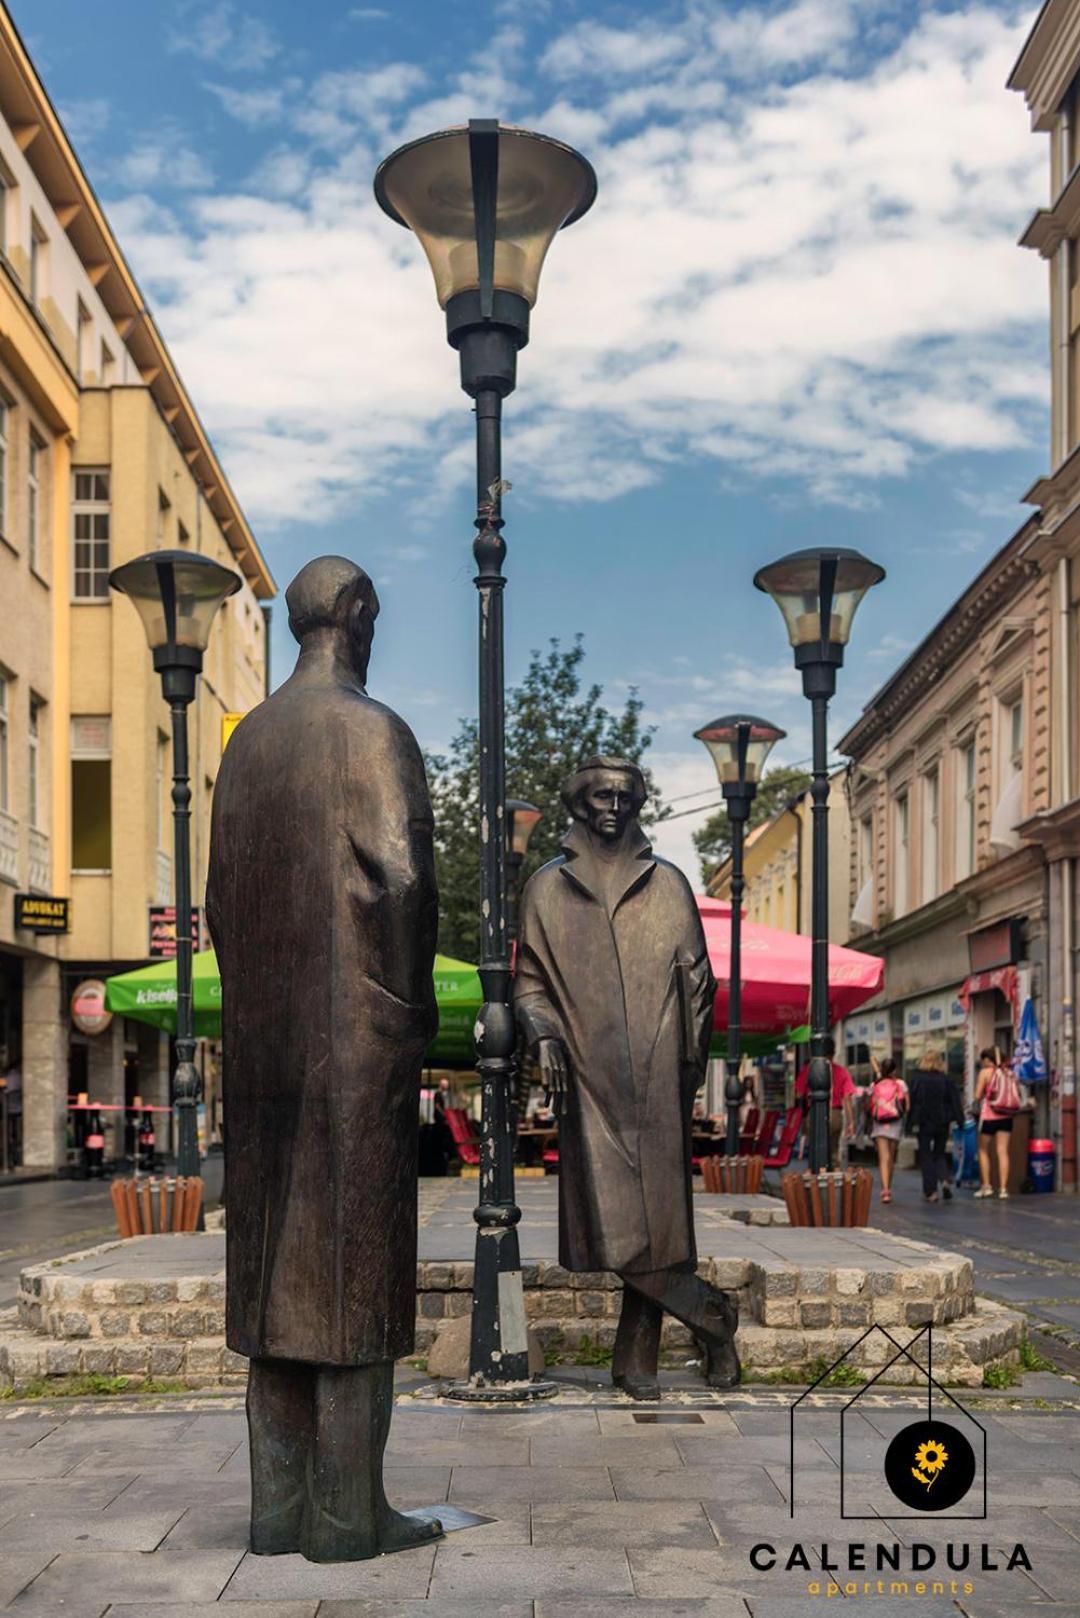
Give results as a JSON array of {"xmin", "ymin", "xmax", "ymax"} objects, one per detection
[{"xmin": 1029, "ymin": 1138, "xmax": 1055, "ymax": 1194}]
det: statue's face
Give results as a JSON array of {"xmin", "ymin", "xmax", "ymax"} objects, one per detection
[{"xmin": 581, "ymin": 771, "xmax": 638, "ymax": 841}]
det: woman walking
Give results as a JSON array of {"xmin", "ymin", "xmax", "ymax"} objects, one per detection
[
  {"xmin": 868, "ymin": 1056, "xmax": 908, "ymax": 1203},
  {"xmin": 974, "ymin": 1046, "xmax": 1020, "ymax": 1199},
  {"xmin": 909, "ymin": 1050, "xmax": 965, "ymax": 1203}
]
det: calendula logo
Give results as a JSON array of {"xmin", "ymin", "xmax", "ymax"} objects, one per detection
[{"xmin": 883, "ymin": 1419, "xmax": 977, "ymax": 1513}]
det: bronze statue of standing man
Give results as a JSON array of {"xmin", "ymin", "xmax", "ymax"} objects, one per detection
[
  {"xmin": 514, "ymin": 756, "xmax": 740, "ymax": 1400},
  {"xmin": 207, "ymin": 556, "xmax": 442, "ymax": 1561}
]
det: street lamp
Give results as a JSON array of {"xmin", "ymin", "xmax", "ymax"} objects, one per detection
[
  {"xmin": 375, "ymin": 122, "xmax": 595, "ymax": 1396},
  {"xmin": 754, "ymin": 548, "xmax": 884, "ymax": 1171},
  {"xmin": 110, "ymin": 549, "xmax": 241, "ymax": 1179},
  {"xmin": 506, "ymin": 799, "xmax": 542, "ymax": 943},
  {"xmin": 694, "ymin": 714, "xmax": 785, "ymax": 1158}
]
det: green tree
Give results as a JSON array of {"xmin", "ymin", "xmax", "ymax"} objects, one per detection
[
  {"xmin": 692, "ymin": 764, "xmax": 812, "ymax": 887},
  {"xmin": 427, "ymin": 636, "xmax": 662, "ymax": 960}
]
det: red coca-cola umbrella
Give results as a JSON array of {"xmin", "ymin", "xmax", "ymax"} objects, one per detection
[{"xmin": 697, "ymin": 895, "xmax": 884, "ymax": 1037}]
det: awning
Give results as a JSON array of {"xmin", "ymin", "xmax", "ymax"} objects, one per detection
[{"xmin": 958, "ymin": 965, "xmax": 1019, "ymax": 1013}]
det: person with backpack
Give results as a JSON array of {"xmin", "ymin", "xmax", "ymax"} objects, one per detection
[
  {"xmin": 974, "ymin": 1045, "xmax": 1021, "ymax": 1199},
  {"xmin": 909, "ymin": 1049, "xmax": 966, "ymax": 1203},
  {"xmin": 868, "ymin": 1056, "xmax": 908, "ymax": 1203}
]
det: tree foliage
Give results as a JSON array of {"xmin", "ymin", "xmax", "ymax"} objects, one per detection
[
  {"xmin": 692, "ymin": 764, "xmax": 812, "ymax": 887},
  {"xmin": 427, "ymin": 636, "xmax": 662, "ymax": 961}
]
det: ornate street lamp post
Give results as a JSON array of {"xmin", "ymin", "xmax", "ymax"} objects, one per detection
[
  {"xmin": 375, "ymin": 121, "xmax": 595, "ymax": 1395},
  {"xmin": 694, "ymin": 714, "xmax": 785, "ymax": 1157},
  {"xmin": 754, "ymin": 549, "xmax": 884, "ymax": 1171},
  {"xmin": 110, "ymin": 550, "xmax": 240, "ymax": 1178},
  {"xmin": 506, "ymin": 799, "xmax": 542, "ymax": 945}
]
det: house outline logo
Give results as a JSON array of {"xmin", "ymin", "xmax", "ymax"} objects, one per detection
[{"xmin": 788, "ymin": 1323, "xmax": 987, "ymax": 1521}]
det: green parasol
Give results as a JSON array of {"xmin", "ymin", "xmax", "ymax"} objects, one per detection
[{"xmin": 105, "ymin": 950, "xmax": 483, "ymax": 1065}]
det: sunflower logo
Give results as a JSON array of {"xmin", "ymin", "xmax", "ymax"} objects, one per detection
[{"xmin": 911, "ymin": 1437, "xmax": 949, "ymax": 1491}]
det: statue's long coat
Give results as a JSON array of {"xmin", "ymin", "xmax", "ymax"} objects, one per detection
[
  {"xmin": 514, "ymin": 823, "xmax": 715, "ymax": 1275},
  {"xmin": 206, "ymin": 657, "xmax": 437, "ymax": 1366}
]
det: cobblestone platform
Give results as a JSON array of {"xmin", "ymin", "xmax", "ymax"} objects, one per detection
[{"xmin": 0, "ymin": 1207, "xmax": 1023, "ymax": 1390}]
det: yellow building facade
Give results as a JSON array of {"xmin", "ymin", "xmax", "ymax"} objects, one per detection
[
  {"xmin": 0, "ymin": 8, "xmax": 274, "ymax": 1172},
  {"xmin": 706, "ymin": 771, "xmax": 851, "ymax": 944}
]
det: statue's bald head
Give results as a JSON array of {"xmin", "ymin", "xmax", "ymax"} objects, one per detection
[{"xmin": 286, "ymin": 556, "xmax": 380, "ymax": 684}]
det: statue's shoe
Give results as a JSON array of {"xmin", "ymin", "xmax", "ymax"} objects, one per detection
[
  {"xmin": 613, "ymin": 1372, "xmax": 661, "ymax": 1401},
  {"xmin": 378, "ymin": 1508, "xmax": 444, "ymax": 1555}
]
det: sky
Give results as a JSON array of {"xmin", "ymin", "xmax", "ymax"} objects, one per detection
[{"xmin": 15, "ymin": 0, "xmax": 1050, "ymax": 882}]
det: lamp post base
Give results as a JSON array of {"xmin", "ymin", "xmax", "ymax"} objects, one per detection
[{"xmin": 445, "ymin": 1376, "xmax": 559, "ymax": 1403}]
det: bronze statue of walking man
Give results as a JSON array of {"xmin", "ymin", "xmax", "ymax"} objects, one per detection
[
  {"xmin": 514, "ymin": 756, "xmax": 740, "ymax": 1400},
  {"xmin": 207, "ymin": 556, "xmax": 442, "ymax": 1561}
]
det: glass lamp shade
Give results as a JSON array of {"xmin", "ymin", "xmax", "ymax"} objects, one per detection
[
  {"xmin": 506, "ymin": 798, "xmax": 543, "ymax": 858},
  {"xmin": 753, "ymin": 548, "xmax": 885, "ymax": 649},
  {"xmin": 693, "ymin": 714, "xmax": 786, "ymax": 786},
  {"xmin": 374, "ymin": 124, "xmax": 596, "ymax": 309},
  {"xmin": 109, "ymin": 550, "xmax": 241, "ymax": 655}
]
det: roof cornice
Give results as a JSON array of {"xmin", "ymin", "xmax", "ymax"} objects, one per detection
[
  {"xmin": 1008, "ymin": 0, "xmax": 1080, "ymax": 133},
  {"xmin": 0, "ymin": 5, "xmax": 274, "ymax": 599},
  {"xmin": 838, "ymin": 521, "xmax": 1039, "ymax": 759}
]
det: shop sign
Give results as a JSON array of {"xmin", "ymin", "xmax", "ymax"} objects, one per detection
[
  {"xmin": 14, "ymin": 894, "xmax": 70, "ymax": 933},
  {"xmin": 969, "ymin": 918, "xmax": 1022, "ymax": 974},
  {"xmin": 71, "ymin": 979, "xmax": 112, "ymax": 1036},
  {"xmin": 221, "ymin": 713, "xmax": 246, "ymax": 752},
  {"xmin": 904, "ymin": 1004, "xmax": 924, "ymax": 1032},
  {"xmin": 148, "ymin": 905, "xmax": 200, "ymax": 960}
]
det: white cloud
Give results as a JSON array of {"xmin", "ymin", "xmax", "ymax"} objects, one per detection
[
  {"xmin": 110, "ymin": 3, "xmax": 1045, "ymax": 532},
  {"xmin": 542, "ymin": 21, "xmax": 690, "ymax": 80},
  {"xmin": 59, "ymin": 97, "xmax": 111, "ymax": 143},
  {"xmin": 205, "ymin": 81, "xmax": 287, "ymax": 128},
  {"xmin": 168, "ymin": 3, "xmax": 279, "ymax": 71},
  {"xmin": 117, "ymin": 137, "xmax": 212, "ymax": 191}
]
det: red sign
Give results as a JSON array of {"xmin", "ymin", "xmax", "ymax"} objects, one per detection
[
  {"xmin": 148, "ymin": 906, "xmax": 200, "ymax": 960},
  {"xmin": 71, "ymin": 979, "xmax": 112, "ymax": 1036},
  {"xmin": 968, "ymin": 919, "xmax": 1022, "ymax": 975}
]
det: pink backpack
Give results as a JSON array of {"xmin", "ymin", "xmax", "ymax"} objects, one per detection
[
  {"xmin": 871, "ymin": 1078, "xmax": 904, "ymax": 1121},
  {"xmin": 987, "ymin": 1065, "xmax": 1021, "ymax": 1115}
]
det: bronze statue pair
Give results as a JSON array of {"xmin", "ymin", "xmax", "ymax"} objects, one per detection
[{"xmin": 208, "ymin": 559, "xmax": 739, "ymax": 1564}]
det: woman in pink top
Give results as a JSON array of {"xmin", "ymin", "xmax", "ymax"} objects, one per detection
[
  {"xmin": 868, "ymin": 1056, "xmax": 908, "ymax": 1203},
  {"xmin": 975, "ymin": 1046, "xmax": 1013, "ymax": 1200}
]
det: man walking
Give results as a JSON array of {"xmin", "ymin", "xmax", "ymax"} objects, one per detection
[{"xmin": 513, "ymin": 756, "xmax": 739, "ymax": 1400}]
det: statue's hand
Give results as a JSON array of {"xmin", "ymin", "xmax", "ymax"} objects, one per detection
[{"xmin": 537, "ymin": 1037, "xmax": 569, "ymax": 1118}]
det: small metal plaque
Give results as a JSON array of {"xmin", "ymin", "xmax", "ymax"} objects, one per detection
[
  {"xmin": 632, "ymin": 1412, "xmax": 706, "ymax": 1425},
  {"xmin": 405, "ymin": 1504, "xmax": 494, "ymax": 1534}
]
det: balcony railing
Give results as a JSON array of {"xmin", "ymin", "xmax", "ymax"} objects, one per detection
[
  {"xmin": 156, "ymin": 849, "xmax": 172, "ymax": 905},
  {"xmin": 0, "ymin": 809, "xmax": 17, "ymax": 886},
  {"xmin": 28, "ymin": 827, "xmax": 50, "ymax": 894}
]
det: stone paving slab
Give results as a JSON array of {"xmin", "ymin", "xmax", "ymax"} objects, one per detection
[{"xmin": 0, "ymin": 1389, "xmax": 1078, "ymax": 1610}]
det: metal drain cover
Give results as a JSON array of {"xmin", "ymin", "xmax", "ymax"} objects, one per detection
[{"xmin": 632, "ymin": 1412, "xmax": 706, "ymax": 1424}]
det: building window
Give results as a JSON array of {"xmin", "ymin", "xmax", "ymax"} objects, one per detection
[
  {"xmin": 27, "ymin": 431, "xmax": 42, "ymax": 574},
  {"xmin": 71, "ymin": 715, "xmax": 111, "ymax": 872},
  {"xmin": 0, "ymin": 399, "xmax": 8, "ymax": 541},
  {"xmin": 29, "ymin": 215, "xmax": 47, "ymax": 307},
  {"xmin": 0, "ymin": 673, "xmax": 8, "ymax": 813},
  {"xmin": 894, "ymin": 791, "xmax": 909, "ymax": 916},
  {"xmin": 1009, "ymin": 698, "xmax": 1024, "ymax": 776},
  {"xmin": 956, "ymin": 741, "xmax": 976, "ymax": 880},
  {"xmin": 100, "ymin": 341, "xmax": 115, "ymax": 386},
  {"xmin": 76, "ymin": 299, "xmax": 92, "ymax": 382},
  {"xmin": 72, "ymin": 469, "xmax": 110, "ymax": 598},
  {"xmin": 156, "ymin": 487, "xmax": 170, "ymax": 548},
  {"xmin": 922, "ymin": 765, "xmax": 939, "ymax": 904},
  {"xmin": 28, "ymin": 696, "xmax": 41, "ymax": 828}
]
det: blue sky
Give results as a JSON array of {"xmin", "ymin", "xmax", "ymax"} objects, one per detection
[{"xmin": 16, "ymin": 0, "xmax": 1048, "ymax": 878}]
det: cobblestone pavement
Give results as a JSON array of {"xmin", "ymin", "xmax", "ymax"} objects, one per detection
[
  {"xmin": 0, "ymin": 1162, "xmax": 225, "ymax": 1312},
  {"xmin": 0, "ymin": 1380, "xmax": 1078, "ymax": 1615}
]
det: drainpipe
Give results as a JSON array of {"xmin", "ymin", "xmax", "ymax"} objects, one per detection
[{"xmin": 789, "ymin": 800, "xmax": 803, "ymax": 935}]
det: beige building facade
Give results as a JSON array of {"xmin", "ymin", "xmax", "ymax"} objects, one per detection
[
  {"xmin": 838, "ymin": 522, "xmax": 1052, "ymax": 1099},
  {"xmin": 1009, "ymin": 0, "xmax": 1080, "ymax": 1189},
  {"xmin": 0, "ymin": 8, "xmax": 274, "ymax": 1172}
]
